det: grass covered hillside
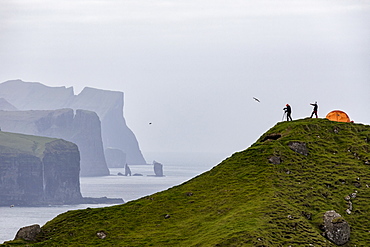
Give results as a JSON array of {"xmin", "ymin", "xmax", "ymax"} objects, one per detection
[
  {"xmin": 4, "ymin": 118, "xmax": 370, "ymax": 246},
  {"xmin": 0, "ymin": 131, "xmax": 59, "ymax": 157}
]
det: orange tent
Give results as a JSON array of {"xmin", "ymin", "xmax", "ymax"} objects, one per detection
[{"xmin": 326, "ymin": 110, "xmax": 351, "ymax": 123}]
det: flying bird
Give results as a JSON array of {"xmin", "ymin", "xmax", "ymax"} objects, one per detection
[{"xmin": 253, "ymin": 97, "xmax": 260, "ymax": 102}]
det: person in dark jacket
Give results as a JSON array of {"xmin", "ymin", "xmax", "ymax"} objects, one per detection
[
  {"xmin": 283, "ymin": 104, "xmax": 292, "ymax": 121},
  {"xmin": 310, "ymin": 101, "xmax": 318, "ymax": 118}
]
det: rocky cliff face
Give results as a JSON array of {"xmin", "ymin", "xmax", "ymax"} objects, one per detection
[
  {"xmin": 0, "ymin": 109, "xmax": 109, "ymax": 176},
  {"xmin": 71, "ymin": 87, "xmax": 145, "ymax": 165},
  {"xmin": 0, "ymin": 132, "xmax": 82, "ymax": 206},
  {"xmin": 42, "ymin": 140, "xmax": 82, "ymax": 204},
  {"xmin": 0, "ymin": 80, "xmax": 146, "ymax": 165},
  {"xmin": 70, "ymin": 110, "xmax": 109, "ymax": 176}
]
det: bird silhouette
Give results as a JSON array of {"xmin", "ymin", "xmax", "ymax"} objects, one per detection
[{"xmin": 253, "ymin": 97, "xmax": 260, "ymax": 102}]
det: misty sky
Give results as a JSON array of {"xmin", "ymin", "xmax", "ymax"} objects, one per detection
[{"xmin": 0, "ymin": 0, "xmax": 369, "ymax": 158}]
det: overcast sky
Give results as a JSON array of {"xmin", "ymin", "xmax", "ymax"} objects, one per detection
[{"xmin": 0, "ymin": 0, "xmax": 369, "ymax": 159}]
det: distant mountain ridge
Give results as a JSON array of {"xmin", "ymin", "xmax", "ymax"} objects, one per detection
[
  {"xmin": 0, "ymin": 79, "xmax": 146, "ymax": 165},
  {"xmin": 4, "ymin": 118, "xmax": 370, "ymax": 246}
]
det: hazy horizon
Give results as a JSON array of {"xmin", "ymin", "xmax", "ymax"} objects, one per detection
[{"xmin": 1, "ymin": 0, "xmax": 369, "ymax": 156}]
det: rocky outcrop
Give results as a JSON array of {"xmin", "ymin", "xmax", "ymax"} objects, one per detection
[
  {"xmin": 268, "ymin": 156, "xmax": 281, "ymax": 164},
  {"xmin": 153, "ymin": 161, "xmax": 164, "ymax": 177},
  {"xmin": 0, "ymin": 131, "xmax": 82, "ymax": 205},
  {"xmin": 0, "ymin": 80, "xmax": 146, "ymax": 165},
  {"xmin": 322, "ymin": 210, "xmax": 350, "ymax": 245},
  {"xmin": 262, "ymin": 133, "xmax": 281, "ymax": 141},
  {"xmin": 14, "ymin": 224, "xmax": 41, "ymax": 241},
  {"xmin": 125, "ymin": 164, "xmax": 132, "ymax": 176},
  {"xmin": 0, "ymin": 109, "xmax": 109, "ymax": 176},
  {"xmin": 288, "ymin": 141, "xmax": 308, "ymax": 156}
]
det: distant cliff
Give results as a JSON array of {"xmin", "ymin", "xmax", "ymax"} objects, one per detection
[
  {"xmin": 0, "ymin": 80, "xmax": 146, "ymax": 165},
  {"xmin": 0, "ymin": 131, "xmax": 82, "ymax": 206},
  {"xmin": 0, "ymin": 109, "xmax": 109, "ymax": 176}
]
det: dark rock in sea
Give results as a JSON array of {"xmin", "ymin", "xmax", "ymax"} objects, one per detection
[
  {"xmin": 125, "ymin": 163, "xmax": 132, "ymax": 176},
  {"xmin": 0, "ymin": 79, "xmax": 146, "ymax": 165},
  {"xmin": 288, "ymin": 141, "xmax": 308, "ymax": 156},
  {"xmin": 0, "ymin": 108, "xmax": 109, "ymax": 176},
  {"xmin": 322, "ymin": 210, "xmax": 350, "ymax": 245},
  {"xmin": 14, "ymin": 224, "xmax": 41, "ymax": 241},
  {"xmin": 105, "ymin": 147, "xmax": 126, "ymax": 168},
  {"xmin": 153, "ymin": 161, "xmax": 164, "ymax": 176}
]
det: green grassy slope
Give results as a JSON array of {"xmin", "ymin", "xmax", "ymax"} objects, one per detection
[
  {"xmin": 0, "ymin": 131, "xmax": 59, "ymax": 158},
  {"xmin": 3, "ymin": 118, "xmax": 370, "ymax": 246}
]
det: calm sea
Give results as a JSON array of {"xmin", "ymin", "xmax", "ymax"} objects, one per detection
[{"xmin": 0, "ymin": 152, "xmax": 230, "ymax": 243}]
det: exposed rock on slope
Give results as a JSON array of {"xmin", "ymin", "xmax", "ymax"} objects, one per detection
[
  {"xmin": 0, "ymin": 109, "xmax": 109, "ymax": 176},
  {"xmin": 0, "ymin": 79, "xmax": 146, "ymax": 165},
  {"xmin": 14, "ymin": 225, "xmax": 41, "ymax": 242},
  {"xmin": 323, "ymin": 210, "xmax": 350, "ymax": 245}
]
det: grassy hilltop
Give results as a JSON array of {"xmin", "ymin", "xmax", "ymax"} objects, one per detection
[
  {"xmin": 0, "ymin": 131, "xmax": 59, "ymax": 158},
  {"xmin": 3, "ymin": 118, "xmax": 370, "ymax": 246}
]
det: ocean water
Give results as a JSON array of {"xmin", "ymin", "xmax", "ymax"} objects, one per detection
[{"xmin": 0, "ymin": 152, "xmax": 230, "ymax": 243}]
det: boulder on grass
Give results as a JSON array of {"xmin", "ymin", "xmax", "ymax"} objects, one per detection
[{"xmin": 14, "ymin": 224, "xmax": 41, "ymax": 241}]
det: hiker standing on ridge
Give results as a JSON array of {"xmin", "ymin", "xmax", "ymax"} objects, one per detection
[
  {"xmin": 283, "ymin": 104, "xmax": 292, "ymax": 121},
  {"xmin": 310, "ymin": 101, "xmax": 318, "ymax": 118}
]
